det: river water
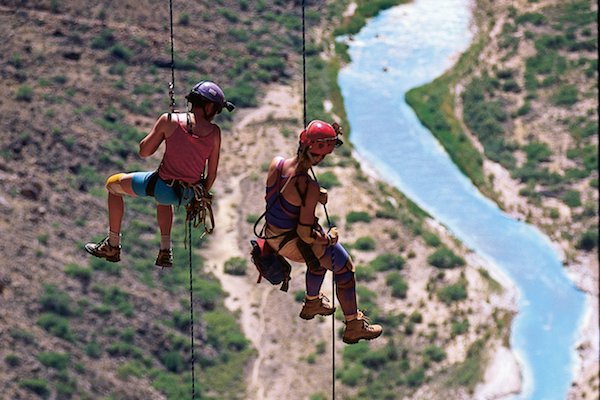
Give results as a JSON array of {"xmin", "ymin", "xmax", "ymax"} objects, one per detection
[{"xmin": 337, "ymin": 0, "xmax": 586, "ymax": 399}]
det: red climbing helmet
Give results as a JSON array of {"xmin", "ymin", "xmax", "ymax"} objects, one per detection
[{"xmin": 299, "ymin": 120, "xmax": 343, "ymax": 155}]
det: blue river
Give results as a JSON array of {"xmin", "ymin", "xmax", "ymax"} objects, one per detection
[{"xmin": 337, "ymin": 0, "xmax": 587, "ymax": 399}]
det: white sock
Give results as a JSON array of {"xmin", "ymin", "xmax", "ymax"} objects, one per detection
[
  {"xmin": 108, "ymin": 231, "xmax": 121, "ymax": 247},
  {"xmin": 160, "ymin": 234, "xmax": 172, "ymax": 250}
]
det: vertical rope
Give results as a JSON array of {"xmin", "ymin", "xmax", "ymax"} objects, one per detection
[
  {"xmin": 301, "ymin": 4, "xmax": 335, "ymax": 399},
  {"xmin": 188, "ymin": 219, "xmax": 197, "ymax": 399},
  {"xmin": 168, "ymin": 0, "xmax": 176, "ymax": 113},
  {"xmin": 301, "ymin": 0, "xmax": 307, "ymax": 128}
]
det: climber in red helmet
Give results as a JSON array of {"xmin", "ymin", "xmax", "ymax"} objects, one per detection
[{"xmin": 263, "ymin": 120, "xmax": 382, "ymax": 344}]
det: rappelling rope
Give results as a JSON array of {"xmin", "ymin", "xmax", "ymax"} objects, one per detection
[
  {"xmin": 168, "ymin": 1, "xmax": 197, "ymax": 398},
  {"xmin": 302, "ymin": 1, "xmax": 335, "ymax": 398}
]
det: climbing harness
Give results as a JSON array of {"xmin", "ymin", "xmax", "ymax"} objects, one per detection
[{"xmin": 184, "ymin": 183, "xmax": 215, "ymax": 239}]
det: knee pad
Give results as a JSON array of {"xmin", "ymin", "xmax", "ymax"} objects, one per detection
[
  {"xmin": 106, "ymin": 173, "xmax": 127, "ymax": 195},
  {"xmin": 334, "ymin": 269, "xmax": 355, "ymax": 289}
]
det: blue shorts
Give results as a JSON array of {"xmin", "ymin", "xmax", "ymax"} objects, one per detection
[{"xmin": 131, "ymin": 171, "xmax": 195, "ymax": 206}]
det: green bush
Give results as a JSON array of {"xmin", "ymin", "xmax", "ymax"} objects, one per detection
[
  {"xmin": 224, "ymin": 257, "xmax": 247, "ymax": 276},
  {"xmin": 19, "ymin": 378, "xmax": 50, "ymax": 398},
  {"xmin": 37, "ymin": 352, "xmax": 70, "ymax": 370},
  {"xmin": 317, "ymin": 171, "xmax": 340, "ymax": 189},
  {"xmin": 346, "ymin": 211, "xmax": 372, "ymax": 224},
  {"xmin": 353, "ymin": 236, "xmax": 376, "ymax": 251},
  {"xmin": 370, "ymin": 253, "xmax": 405, "ymax": 271},
  {"xmin": 91, "ymin": 29, "xmax": 115, "ymax": 49},
  {"xmin": 15, "ymin": 85, "xmax": 34, "ymax": 101},
  {"xmin": 85, "ymin": 340, "xmax": 102, "ymax": 358},
  {"xmin": 552, "ymin": 85, "xmax": 578, "ymax": 106},
  {"xmin": 37, "ymin": 313, "xmax": 74, "ymax": 341},
  {"xmin": 561, "ymin": 190, "xmax": 581, "ymax": 208},
  {"xmin": 40, "ymin": 284, "xmax": 73, "ymax": 316},
  {"xmin": 172, "ymin": 310, "xmax": 191, "ymax": 332},
  {"xmin": 339, "ymin": 363, "xmax": 364, "ymax": 386},
  {"xmin": 406, "ymin": 367, "xmax": 425, "ymax": 387},
  {"xmin": 159, "ymin": 351, "xmax": 185, "ymax": 373},
  {"xmin": 516, "ymin": 12, "xmax": 546, "ymax": 26},
  {"xmin": 64, "ymin": 263, "xmax": 92, "ymax": 286},
  {"xmin": 355, "ymin": 264, "xmax": 376, "ymax": 282},
  {"xmin": 576, "ymin": 230, "xmax": 598, "ymax": 251},
  {"xmin": 438, "ymin": 281, "xmax": 468, "ymax": 304},
  {"xmin": 109, "ymin": 43, "xmax": 133, "ymax": 62},
  {"xmin": 386, "ymin": 272, "xmax": 408, "ymax": 298},
  {"xmin": 451, "ymin": 318, "xmax": 470, "ymax": 336},
  {"xmin": 428, "ymin": 247, "xmax": 465, "ymax": 269},
  {"xmin": 90, "ymin": 257, "xmax": 122, "ymax": 275},
  {"xmin": 5, "ymin": 354, "xmax": 20, "ymax": 367},
  {"xmin": 424, "ymin": 345, "xmax": 446, "ymax": 362},
  {"xmin": 423, "ymin": 231, "xmax": 442, "ymax": 247}
]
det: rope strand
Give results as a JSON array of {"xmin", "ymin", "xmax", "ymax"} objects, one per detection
[
  {"xmin": 188, "ymin": 219, "xmax": 196, "ymax": 399},
  {"xmin": 302, "ymin": 3, "xmax": 335, "ymax": 399},
  {"xmin": 168, "ymin": 0, "xmax": 176, "ymax": 113}
]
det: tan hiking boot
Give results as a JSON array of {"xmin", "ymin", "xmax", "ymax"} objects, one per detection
[
  {"xmin": 343, "ymin": 311, "xmax": 383, "ymax": 344},
  {"xmin": 84, "ymin": 237, "xmax": 120, "ymax": 262},
  {"xmin": 299, "ymin": 294, "xmax": 335, "ymax": 320},
  {"xmin": 155, "ymin": 248, "xmax": 173, "ymax": 268}
]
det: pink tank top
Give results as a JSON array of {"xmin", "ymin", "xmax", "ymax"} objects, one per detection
[{"xmin": 158, "ymin": 114, "xmax": 216, "ymax": 184}]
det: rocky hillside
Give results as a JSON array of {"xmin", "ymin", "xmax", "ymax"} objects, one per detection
[{"xmin": 0, "ymin": 1, "xmax": 553, "ymax": 399}]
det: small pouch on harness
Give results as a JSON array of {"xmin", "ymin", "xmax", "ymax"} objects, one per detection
[{"xmin": 250, "ymin": 238, "xmax": 292, "ymax": 292}]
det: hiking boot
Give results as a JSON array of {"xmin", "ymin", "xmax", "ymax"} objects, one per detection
[
  {"xmin": 84, "ymin": 237, "xmax": 120, "ymax": 262},
  {"xmin": 342, "ymin": 311, "xmax": 383, "ymax": 344},
  {"xmin": 299, "ymin": 294, "xmax": 335, "ymax": 320},
  {"xmin": 155, "ymin": 248, "xmax": 173, "ymax": 268}
]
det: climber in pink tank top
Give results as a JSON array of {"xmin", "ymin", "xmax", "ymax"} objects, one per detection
[{"xmin": 85, "ymin": 80, "xmax": 234, "ymax": 268}]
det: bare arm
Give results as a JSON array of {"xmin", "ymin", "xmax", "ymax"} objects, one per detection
[
  {"xmin": 297, "ymin": 179, "xmax": 331, "ymax": 245},
  {"xmin": 139, "ymin": 113, "xmax": 174, "ymax": 158},
  {"xmin": 203, "ymin": 128, "xmax": 221, "ymax": 191}
]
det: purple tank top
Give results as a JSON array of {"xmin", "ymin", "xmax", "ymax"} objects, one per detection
[{"xmin": 158, "ymin": 114, "xmax": 216, "ymax": 184}]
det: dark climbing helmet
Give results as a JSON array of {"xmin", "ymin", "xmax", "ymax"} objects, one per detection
[
  {"xmin": 299, "ymin": 120, "xmax": 343, "ymax": 155},
  {"xmin": 186, "ymin": 81, "xmax": 235, "ymax": 113}
]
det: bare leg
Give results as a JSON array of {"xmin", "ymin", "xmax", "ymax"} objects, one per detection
[
  {"xmin": 157, "ymin": 204, "xmax": 173, "ymax": 248},
  {"xmin": 108, "ymin": 193, "xmax": 125, "ymax": 233}
]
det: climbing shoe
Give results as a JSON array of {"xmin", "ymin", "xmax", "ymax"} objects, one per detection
[
  {"xmin": 299, "ymin": 294, "xmax": 335, "ymax": 320},
  {"xmin": 342, "ymin": 311, "xmax": 383, "ymax": 344},
  {"xmin": 84, "ymin": 237, "xmax": 121, "ymax": 262},
  {"xmin": 155, "ymin": 248, "xmax": 173, "ymax": 269}
]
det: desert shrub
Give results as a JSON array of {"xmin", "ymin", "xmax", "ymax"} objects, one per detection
[
  {"xmin": 523, "ymin": 141, "xmax": 552, "ymax": 162},
  {"xmin": 224, "ymin": 257, "xmax": 247, "ymax": 276},
  {"xmin": 218, "ymin": 7, "xmax": 239, "ymax": 22},
  {"xmin": 109, "ymin": 43, "xmax": 133, "ymax": 62},
  {"xmin": 172, "ymin": 310, "xmax": 191, "ymax": 332},
  {"xmin": 346, "ymin": 211, "xmax": 371, "ymax": 224},
  {"xmin": 369, "ymin": 253, "xmax": 405, "ymax": 271},
  {"xmin": 353, "ymin": 236, "xmax": 376, "ymax": 251},
  {"xmin": 5, "ymin": 354, "xmax": 20, "ymax": 367},
  {"xmin": 406, "ymin": 367, "xmax": 425, "ymax": 387},
  {"xmin": 85, "ymin": 340, "xmax": 102, "ymax": 358},
  {"xmin": 37, "ymin": 352, "xmax": 70, "ymax": 370},
  {"xmin": 424, "ymin": 345, "xmax": 447, "ymax": 362},
  {"xmin": 246, "ymin": 213, "xmax": 259, "ymax": 224},
  {"xmin": 355, "ymin": 264, "xmax": 376, "ymax": 282},
  {"xmin": 40, "ymin": 284, "xmax": 73, "ymax": 316},
  {"xmin": 317, "ymin": 171, "xmax": 340, "ymax": 189},
  {"xmin": 438, "ymin": 281, "xmax": 468, "ymax": 304},
  {"xmin": 516, "ymin": 12, "xmax": 546, "ymax": 25},
  {"xmin": 37, "ymin": 313, "xmax": 74, "ymax": 341},
  {"xmin": 423, "ymin": 231, "xmax": 442, "ymax": 247},
  {"xmin": 409, "ymin": 311, "xmax": 423, "ymax": 323},
  {"xmin": 19, "ymin": 379, "xmax": 50, "ymax": 398},
  {"xmin": 339, "ymin": 363, "xmax": 364, "ymax": 386},
  {"xmin": 64, "ymin": 263, "xmax": 92, "ymax": 286},
  {"xmin": 386, "ymin": 272, "xmax": 408, "ymax": 299},
  {"xmin": 576, "ymin": 230, "xmax": 598, "ymax": 251},
  {"xmin": 552, "ymin": 85, "xmax": 578, "ymax": 106},
  {"xmin": 91, "ymin": 29, "xmax": 115, "ymax": 49},
  {"xmin": 15, "ymin": 85, "xmax": 34, "ymax": 101},
  {"xmin": 204, "ymin": 311, "xmax": 249, "ymax": 352},
  {"xmin": 159, "ymin": 351, "xmax": 185, "ymax": 373},
  {"xmin": 427, "ymin": 247, "xmax": 465, "ymax": 269},
  {"xmin": 451, "ymin": 318, "xmax": 470, "ymax": 336},
  {"xmin": 90, "ymin": 257, "xmax": 122, "ymax": 275},
  {"xmin": 561, "ymin": 190, "xmax": 581, "ymax": 208},
  {"xmin": 178, "ymin": 12, "xmax": 190, "ymax": 25}
]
